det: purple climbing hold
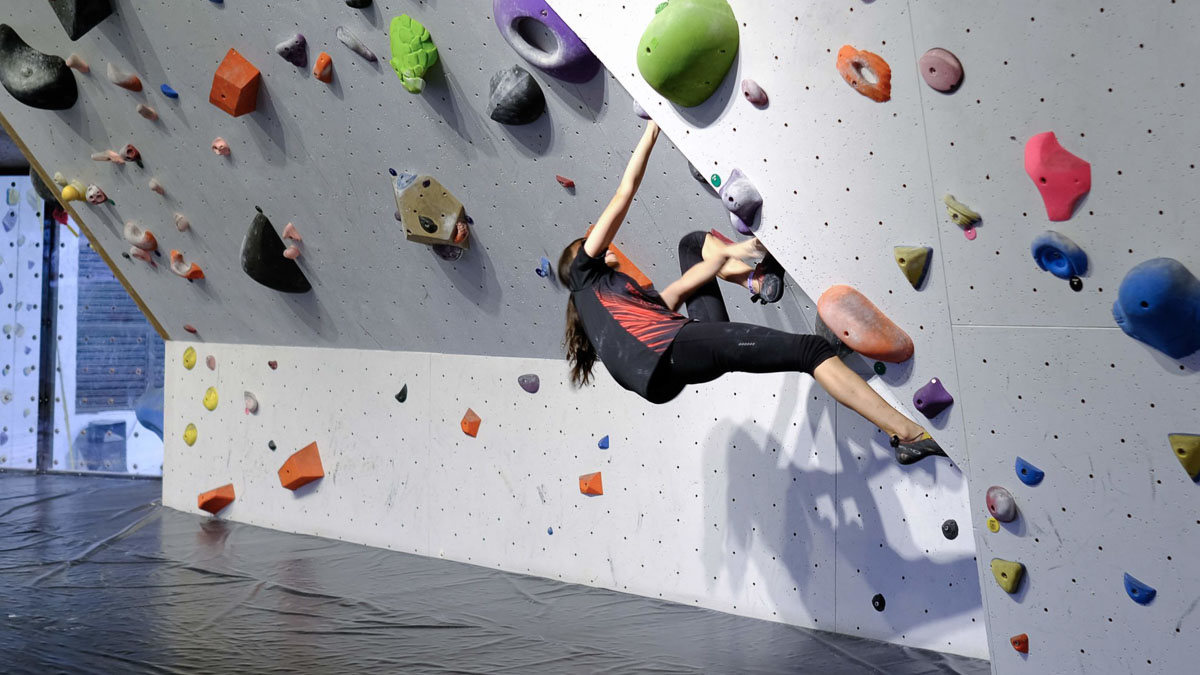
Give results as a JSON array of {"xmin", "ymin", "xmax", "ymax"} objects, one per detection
[
  {"xmin": 986, "ymin": 485, "xmax": 1018, "ymax": 522},
  {"xmin": 718, "ymin": 168, "xmax": 762, "ymax": 235},
  {"xmin": 912, "ymin": 377, "xmax": 953, "ymax": 419},
  {"xmin": 633, "ymin": 99, "xmax": 650, "ymax": 120},
  {"xmin": 493, "ymin": 0, "xmax": 600, "ymax": 83},
  {"xmin": 518, "ymin": 374, "xmax": 540, "ymax": 394},
  {"xmin": 918, "ymin": 48, "xmax": 963, "ymax": 92},
  {"xmin": 275, "ymin": 33, "xmax": 307, "ymax": 68},
  {"xmin": 741, "ymin": 78, "xmax": 768, "ymax": 106}
]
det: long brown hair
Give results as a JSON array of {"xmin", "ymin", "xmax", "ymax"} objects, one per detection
[{"xmin": 559, "ymin": 238, "xmax": 596, "ymax": 387}]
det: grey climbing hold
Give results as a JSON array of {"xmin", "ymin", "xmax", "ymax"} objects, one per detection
[
  {"xmin": 336, "ymin": 26, "xmax": 377, "ymax": 62},
  {"xmin": 871, "ymin": 593, "xmax": 885, "ymax": 611},
  {"xmin": 941, "ymin": 519, "xmax": 959, "ymax": 540},
  {"xmin": 395, "ymin": 384, "xmax": 408, "ymax": 403},
  {"xmin": 688, "ymin": 161, "xmax": 711, "ymax": 188},
  {"xmin": 487, "ymin": 65, "xmax": 545, "ymax": 125},
  {"xmin": 268, "ymin": 440, "xmax": 277, "ymax": 451},
  {"xmin": 718, "ymin": 168, "xmax": 761, "ymax": 235},
  {"xmin": 30, "ymin": 169, "xmax": 57, "ymax": 202},
  {"xmin": 0, "ymin": 25, "xmax": 78, "ymax": 110},
  {"xmin": 241, "ymin": 207, "xmax": 312, "ymax": 293},
  {"xmin": 346, "ymin": 0, "xmax": 372, "ymax": 7},
  {"xmin": 633, "ymin": 100, "xmax": 650, "ymax": 119},
  {"xmin": 986, "ymin": 485, "xmax": 1017, "ymax": 522},
  {"xmin": 49, "ymin": 0, "xmax": 113, "ymax": 41},
  {"xmin": 275, "ymin": 33, "xmax": 307, "ymax": 68},
  {"xmin": 518, "ymin": 374, "xmax": 539, "ymax": 394}
]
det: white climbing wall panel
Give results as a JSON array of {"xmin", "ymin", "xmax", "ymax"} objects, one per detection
[
  {"xmin": 162, "ymin": 340, "xmax": 985, "ymax": 656},
  {"xmin": 0, "ymin": 175, "xmax": 44, "ymax": 470},
  {"xmin": 547, "ymin": 0, "xmax": 1200, "ymax": 671}
]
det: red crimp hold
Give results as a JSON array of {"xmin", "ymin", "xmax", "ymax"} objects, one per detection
[{"xmin": 556, "ymin": 175, "xmax": 575, "ymax": 188}]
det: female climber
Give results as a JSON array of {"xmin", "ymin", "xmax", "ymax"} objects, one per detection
[{"xmin": 557, "ymin": 121, "xmax": 945, "ymax": 465}]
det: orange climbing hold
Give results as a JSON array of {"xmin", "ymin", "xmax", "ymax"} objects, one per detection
[
  {"xmin": 209, "ymin": 48, "xmax": 261, "ymax": 117},
  {"xmin": 170, "ymin": 250, "xmax": 205, "ymax": 280},
  {"xmin": 584, "ymin": 224, "xmax": 654, "ymax": 289},
  {"xmin": 197, "ymin": 483, "xmax": 235, "ymax": 514},
  {"xmin": 579, "ymin": 472, "xmax": 603, "ymax": 496},
  {"xmin": 1010, "ymin": 633, "xmax": 1029, "ymax": 654},
  {"xmin": 836, "ymin": 45, "xmax": 892, "ymax": 103},
  {"xmin": 278, "ymin": 442, "xmax": 325, "ymax": 490},
  {"xmin": 461, "ymin": 408, "xmax": 481, "ymax": 437},
  {"xmin": 313, "ymin": 52, "xmax": 333, "ymax": 83},
  {"xmin": 817, "ymin": 285, "xmax": 914, "ymax": 363}
]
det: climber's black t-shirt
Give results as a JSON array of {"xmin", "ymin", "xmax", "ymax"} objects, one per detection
[{"xmin": 568, "ymin": 246, "xmax": 691, "ymax": 403}]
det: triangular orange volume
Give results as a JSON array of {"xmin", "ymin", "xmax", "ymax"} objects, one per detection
[
  {"xmin": 461, "ymin": 408, "xmax": 481, "ymax": 437},
  {"xmin": 579, "ymin": 472, "xmax": 603, "ymax": 496},
  {"xmin": 278, "ymin": 442, "xmax": 324, "ymax": 490}
]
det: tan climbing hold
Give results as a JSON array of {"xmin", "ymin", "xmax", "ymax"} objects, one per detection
[
  {"xmin": 197, "ymin": 483, "xmax": 235, "ymax": 514},
  {"xmin": 278, "ymin": 442, "xmax": 325, "ymax": 490},
  {"xmin": 392, "ymin": 173, "xmax": 471, "ymax": 250},
  {"xmin": 990, "ymin": 558, "xmax": 1025, "ymax": 594},
  {"xmin": 579, "ymin": 471, "xmax": 603, "ymax": 496},
  {"xmin": 149, "ymin": 178, "xmax": 165, "ymax": 195},
  {"xmin": 943, "ymin": 194, "xmax": 981, "ymax": 227},
  {"xmin": 136, "ymin": 103, "xmax": 157, "ymax": 120},
  {"xmin": 123, "ymin": 222, "xmax": 157, "ymax": 251},
  {"xmin": 1169, "ymin": 433, "xmax": 1200, "ymax": 481},
  {"xmin": 174, "ymin": 213, "xmax": 190, "ymax": 232},
  {"xmin": 65, "ymin": 54, "xmax": 89, "ymax": 73},
  {"xmin": 461, "ymin": 408, "xmax": 481, "ymax": 437},
  {"xmin": 893, "ymin": 246, "xmax": 932, "ymax": 290}
]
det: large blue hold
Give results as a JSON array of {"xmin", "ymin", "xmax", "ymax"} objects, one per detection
[
  {"xmin": 134, "ymin": 387, "xmax": 164, "ymax": 441},
  {"xmin": 1031, "ymin": 230, "xmax": 1087, "ymax": 280},
  {"xmin": 1113, "ymin": 258, "xmax": 1200, "ymax": 359}
]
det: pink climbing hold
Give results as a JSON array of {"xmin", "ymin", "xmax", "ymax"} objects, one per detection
[
  {"xmin": 206, "ymin": 355, "xmax": 216, "ymax": 370},
  {"xmin": 283, "ymin": 245, "xmax": 301, "ymax": 260},
  {"xmin": 918, "ymin": 48, "xmax": 963, "ymax": 92},
  {"xmin": 1024, "ymin": 132, "xmax": 1091, "ymax": 222},
  {"xmin": 963, "ymin": 227, "xmax": 977, "ymax": 241},
  {"xmin": 281, "ymin": 222, "xmax": 301, "ymax": 241},
  {"xmin": 129, "ymin": 246, "xmax": 154, "ymax": 265},
  {"xmin": 211, "ymin": 137, "xmax": 230, "ymax": 156},
  {"xmin": 149, "ymin": 178, "xmax": 165, "ymax": 195},
  {"xmin": 65, "ymin": 54, "xmax": 89, "ymax": 73},
  {"xmin": 136, "ymin": 103, "xmax": 158, "ymax": 121},
  {"xmin": 741, "ymin": 78, "xmax": 768, "ymax": 106},
  {"xmin": 174, "ymin": 213, "xmax": 190, "ymax": 232},
  {"xmin": 184, "ymin": 324, "xmax": 198, "ymax": 334}
]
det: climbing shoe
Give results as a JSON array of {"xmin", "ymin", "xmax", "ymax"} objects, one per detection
[
  {"xmin": 748, "ymin": 253, "xmax": 784, "ymax": 304},
  {"xmin": 891, "ymin": 432, "xmax": 947, "ymax": 465}
]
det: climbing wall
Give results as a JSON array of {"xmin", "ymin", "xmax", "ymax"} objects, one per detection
[
  {"xmin": 0, "ymin": 175, "xmax": 44, "ymax": 470},
  {"xmin": 545, "ymin": 0, "xmax": 1200, "ymax": 672}
]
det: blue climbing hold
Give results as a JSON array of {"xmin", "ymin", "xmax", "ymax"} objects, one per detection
[
  {"xmin": 1123, "ymin": 573, "xmax": 1156, "ymax": 605},
  {"xmin": 1031, "ymin": 231, "xmax": 1087, "ymax": 280},
  {"xmin": 133, "ymin": 387, "xmax": 165, "ymax": 441},
  {"xmin": 598, "ymin": 435, "xmax": 609, "ymax": 449},
  {"xmin": 547, "ymin": 526, "xmax": 554, "ymax": 535},
  {"xmin": 535, "ymin": 256, "xmax": 551, "ymax": 277},
  {"xmin": 1113, "ymin": 258, "xmax": 1200, "ymax": 359},
  {"xmin": 1014, "ymin": 457, "xmax": 1045, "ymax": 486},
  {"xmin": 160, "ymin": 83, "xmax": 179, "ymax": 99}
]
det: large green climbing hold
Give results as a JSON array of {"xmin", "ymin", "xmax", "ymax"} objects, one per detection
[
  {"xmin": 991, "ymin": 558, "xmax": 1025, "ymax": 594},
  {"xmin": 894, "ymin": 246, "xmax": 933, "ymax": 290},
  {"xmin": 1169, "ymin": 433, "xmax": 1200, "ymax": 481},
  {"xmin": 636, "ymin": 0, "xmax": 739, "ymax": 107},
  {"xmin": 389, "ymin": 14, "xmax": 438, "ymax": 94}
]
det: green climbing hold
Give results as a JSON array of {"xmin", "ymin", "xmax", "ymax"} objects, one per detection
[
  {"xmin": 990, "ymin": 558, "xmax": 1025, "ymax": 594},
  {"xmin": 873, "ymin": 361, "xmax": 886, "ymax": 375},
  {"xmin": 1168, "ymin": 433, "xmax": 1200, "ymax": 481},
  {"xmin": 710, "ymin": 174, "xmax": 721, "ymax": 187},
  {"xmin": 894, "ymin": 246, "xmax": 933, "ymax": 290},
  {"xmin": 389, "ymin": 14, "xmax": 438, "ymax": 94},
  {"xmin": 636, "ymin": 0, "xmax": 739, "ymax": 108}
]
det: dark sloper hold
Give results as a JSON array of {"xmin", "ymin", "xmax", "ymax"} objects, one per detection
[
  {"xmin": 49, "ymin": 0, "xmax": 113, "ymax": 41},
  {"xmin": 0, "ymin": 25, "xmax": 78, "ymax": 110},
  {"xmin": 30, "ymin": 168, "xmax": 58, "ymax": 202},
  {"xmin": 487, "ymin": 65, "xmax": 545, "ymax": 125},
  {"xmin": 346, "ymin": 0, "xmax": 373, "ymax": 7},
  {"xmin": 241, "ymin": 207, "xmax": 312, "ymax": 293}
]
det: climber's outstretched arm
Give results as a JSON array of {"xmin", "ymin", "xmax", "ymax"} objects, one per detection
[{"xmin": 583, "ymin": 121, "xmax": 660, "ymax": 258}]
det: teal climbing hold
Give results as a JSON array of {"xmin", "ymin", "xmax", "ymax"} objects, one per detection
[
  {"xmin": 1014, "ymin": 457, "xmax": 1045, "ymax": 486},
  {"xmin": 389, "ymin": 15, "xmax": 438, "ymax": 94},
  {"xmin": 1123, "ymin": 573, "xmax": 1156, "ymax": 605},
  {"xmin": 636, "ymin": 0, "xmax": 739, "ymax": 107},
  {"xmin": 598, "ymin": 435, "xmax": 609, "ymax": 449},
  {"xmin": 710, "ymin": 174, "xmax": 721, "ymax": 187}
]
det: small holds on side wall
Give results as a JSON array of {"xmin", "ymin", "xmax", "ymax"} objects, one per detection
[
  {"xmin": 941, "ymin": 519, "xmax": 958, "ymax": 540},
  {"xmin": 488, "ymin": 65, "xmax": 545, "ymax": 125},
  {"xmin": 106, "ymin": 62, "xmax": 142, "ymax": 91},
  {"xmin": 183, "ymin": 324, "xmax": 198, "ymax": 334},
  {"xmin": 740, "ymin": 78, "xmax": 767, "ymax": 106},
  {"xmin": 197, "ymin": 483, "xmax": 234, "ymax": 514},
  {"xmin": 268, "ymin": 360, "xmax": 278, "ymax": 370},
  {"xmin": 990, "ymin": 558, "xmax": 1025, "ymax": 594},
  {"xmin": 183, "ymin": 346, "xmax": 197, "ymax": 370},
  {"xmin": 1168, "ymin": 433, "xmax": 1200, "ymax": 481},
  {"xmin": 313, "ymin": 52, "xmax": 333, "ymax": 83},
  {"xmin": 836, "ymin": 45, "xmax": 892, "ymax": 102},
  {"xmin": 183, "ymin": 422, "xmax": 197, "ymax": 446},
  {"xmin": 1014, "ymin": 457, "xmax": 1045, "ymax": 486},
  {"xmin": 1123, "ymin": 573, "xmax": 1157, "ymax": 605},
  {"xmin": 205, "ymin": 355, "xmax": 216, "ymax": 371},
  {"xmin": 461, "ymin": 408, "xmax": 482, "ymax": 437},
  {"xmin": 986, "ymin": 485, "xmax": 1017, "ymax": 522},
  {"xmin": 579, "ymin": 471, "xmax": 603, "ymax": 496},
  {"xmin": 276, "ymin": 33, "xmax": 307, "ymax": 68},
  {"xmin": 912, "ymin": 377, "xmax": 953, "ymax": 419},
  {"xmin": 986, "ymin": 516, "xmax": 1000, "ymax": 533},
  {"xmin": 1010, "ymin": 634, "xmax": 1029, "ymax": 654},
  {"xmin": 918, "ymin": 48, "xmax": 963, "ymax": 92},
  {"xmin": 518, "ymin": 374, "xmax": 539, "ymax": 394}
]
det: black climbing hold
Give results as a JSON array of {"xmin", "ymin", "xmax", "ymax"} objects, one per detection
[
  {"xmin": 29, "ymin": 169, "xmax": 57, "ymax": 202},
  {"xmin": 395, "ymin": 385, "xmax": 408, "ymax": 403},
  {"xmin": 0, "ymin": 25, "xmax": 78, "ymax": 110},
  {"xmin": 487, "ymin": 65, "xmax": 545, "ymax": 125},
  {"xmin": 941, "ymin": 519, "xmax": 959, "ymax": 540},
  {"xmin": 891, "ymin": 433, "xmax": 948, "ymax": 465},
  {"xmin": 873, "ymin": 361, "xmax": 887, "ymax": 375},
  {"xmin": 688, "ymin": 161, "xmax": 710, "ymax": 187},
  {"xmin": 346, "ymin": 0, "xmax": 372, "ymax": 7},
  {"xmin": 1069, "ymin": 275, "xmax": 1083, "ymax": 292},
  {"xmin": 49, "ymin": 0, "xmax": 113, "ymax": 41},
  {"xmin": 418, "ymin": 215, "xmax": 438, "ymax": 234},
  {"xmin": 240, "ymin": 207, "xmax": 312, "ymax": 293},
  {"xmin": 268, "ymin": 440, "xmax": 277, "ymax": 450},
  {"xmin": 871, "ymin": 593, "xmax": 885, "ymax": 612}
]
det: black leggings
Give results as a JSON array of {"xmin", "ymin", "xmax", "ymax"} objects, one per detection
[{"xmin": 649, "ymin": 232, "xmax": 837, "ymax": 400}]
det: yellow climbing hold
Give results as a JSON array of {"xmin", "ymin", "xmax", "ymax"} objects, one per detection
[
  {"xmin": 183, "ymin": 346, "xmax": 197, "ymax": 370},
  {"xmin": 987, "ymin": 516, "xmax": 1000, "ymax": 533},
  {"xmin": 203, "ymin": 387, "xmax": 219, "ymax": 411},
  {"xmin": 943, "ymin": 194, "xmax": 981, "ymax": 227},
  {"xmin": 1169, "ymin": 433, "xmax": 1200, "ymax": 480},
  {"xmin": 183, "ymin": 423, "xmax": 197, "ymax": 446},
  {"xmin": 990, "ymin": 558, "xmax": 1025, "ymax": 594},
  {"xmin": 893, "ymin": 246, "xmax": 933, "ymax": 289}
]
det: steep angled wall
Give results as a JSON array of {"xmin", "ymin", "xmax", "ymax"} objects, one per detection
[{"xmin": 548, "ymin": 0, "xmax": 1200, "ymax": 671}]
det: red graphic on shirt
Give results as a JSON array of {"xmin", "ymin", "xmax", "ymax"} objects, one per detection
[{"xmin": 595, "ymin": 282, "xmax": 686, "ymax": 353}]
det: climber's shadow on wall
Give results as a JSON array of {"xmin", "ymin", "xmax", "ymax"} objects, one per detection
[
  {"xmin": 541, "ymin": 71, "xmax": 607, "ymax": 119},
  {"xmin": 421, "ymin": 66, "xmax": 481, "ymax": 147},
  {"xmin": 432, "ymin": 230, "xmax": 502, "ymax": 316}
]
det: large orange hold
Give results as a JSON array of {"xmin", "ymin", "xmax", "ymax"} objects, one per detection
[
  {"xmin": 836, "ymin": 45, "xmax": 891, "ymax": 102},
  {"xmin": 278, "ymin": 442, "xmax": 325, "ymax": 490},
  {"xmin": 209, "ymin": 48, "xmax": 261, "ymax": 117},
  {"xmin": 197, "ymin": 483, "xmax": 235, "ymax": 514},
  {"xmin": 579, "ymin": 472, "xmax": 603, "ymax": 496},
  {"xmin": 817, "ymin": 285, "xmax": 914, "ymax": 363},
  {"xmin": 584, "ymin": 225, "xmax": 654, "ymax": 289},
  {"xmin": 461, "ymin": 408, "xmax": 481, "ymax": 437}
]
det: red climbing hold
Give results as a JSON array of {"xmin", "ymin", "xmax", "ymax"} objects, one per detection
[
  {"xmin": 313, "ymin": 52, "xmax": 333, "ymax": 83},
  {"xmin": 1010, "ymin": 633, "xmax": 1029, "ymax": 654},
  {"xmin": 278, "ymin": 442, "xmax": 325, "ymax": 490},
  {"xmin": 579, "ymin": 471, "xmax": 603, "ymax": 496},
  {"xmin": 461, "ymin": 408, "xmax": 481, "ymax": 437},
  {"xmin": 1024, "ymin": 132, "xmax": 1091, "ymax": 221},
  {"xmin": 209, "ymin": 48, "xmax": 261, "ymax": 117},
  {"xmin": 268, "ymin": 360, "xmax": 278, "ymax": 370},
  {"xmin": 183, "ymin": 324, "xmax": 198, "ymax": 334},
  {"xmin": 817, "ymin": 285, "xmax": 914, "ymax": 363},
  {"xmin": 555, "ymin": 175, "xmax": 575, "ymax": 188},
  {"xmin": 197, "ymin": 483, "xmax": 235, "ymax": 514}
]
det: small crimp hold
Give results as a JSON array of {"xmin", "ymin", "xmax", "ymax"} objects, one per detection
[{"xmin": 170, "ymin": 250, "xmax": 205, "ymax": 280}]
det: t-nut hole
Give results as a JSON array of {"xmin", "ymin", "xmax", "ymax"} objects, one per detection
[{"xmin": 516, "ymin": 17, "xmax": 559, "ymax": 54}]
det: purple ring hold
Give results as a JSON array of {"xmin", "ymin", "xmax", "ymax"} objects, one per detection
[{"xmin": 493, "ymin": 0, "xmax": 600, "ymax": 83}]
